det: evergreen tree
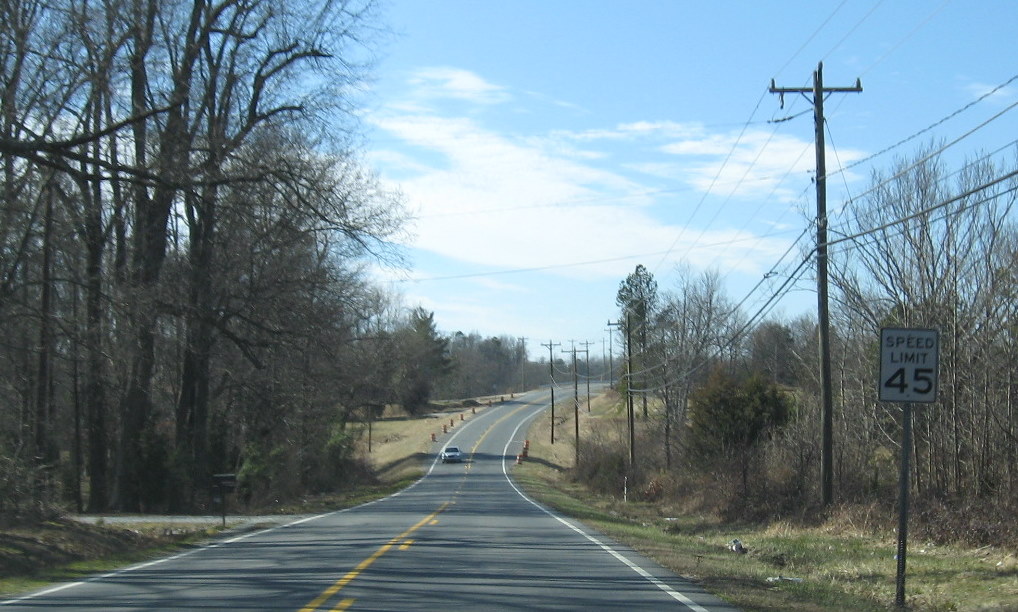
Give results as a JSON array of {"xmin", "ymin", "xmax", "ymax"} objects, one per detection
[
  {"xmin": 394, "ymin": 308, "xmax": 452, "ymax": 414},
  {"xmin": 688, "ymin": 369, "xmax": 792, "ymax": 495}
]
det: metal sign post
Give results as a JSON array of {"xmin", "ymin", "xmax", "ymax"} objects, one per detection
[
  {"xmin": 879, "ymin": 328, "xmax": 938, "ymax": 608},
  {"xmin": 894, "ymin": 402, "xmax": 913, "ymax": 607},
  {"xmin": 212, "ymin": 473, "xmax": 237, "ymax": 528}
]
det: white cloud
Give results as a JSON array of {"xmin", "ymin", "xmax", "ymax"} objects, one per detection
[
  {"xmin": 364, "ymin": 149, "xmax": 434, "ymax": 176},
  {"xmin": 408, "ymin": 67, "xmax": 510, "ymax": 105},
  {"xmin": 617, "ymin": 120, "xmax": 705, "ymax": 139},
  {"xmin": 661, "ymin": 134, "xmax": 734, "ymax": 156},
  {"xmin": 472, "ymin": 277, "xmax": 531, "ymax": 293},
  {"xmin": 400, "ymin": 289, "xmax": 527, "ymax": 337},
  {"xmin": 662, "ymin": 129, "xmax": 866, "ymax": 201},
  {"xmin": 551, "ymin": 120, "xmax": 705, "ymax": 143},
  {"xmin": 367, "ymin": 73, "xmax": 816, "ymax": 289},
  {"xmin": 963, "ymin": 81, "xmax": 1018, "ymax": 105}
]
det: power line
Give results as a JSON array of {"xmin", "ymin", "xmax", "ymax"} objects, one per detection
[
  {"xmin": 828, "ymin": 72, "xmax": 1018, "ymax": 184},
  {"xmin": 607, "ymin": 84, "xmax": 1018, "ymax": 414},
  {"xmin": 625, "ymin": 246, "xmax": 815, "ymax": 396},
  {"xmin": 819, "ymin": 0, "xmax": 886, "ymax": 60},
  {"xmin": 828, "ymin": 168, "xmax": 1018, "ymax": 250},
  {"xmin": 831, "ymin": 96, "xmax": 1018, "ymax": 220},
  {"xmin": 651, "ymin": 90, "xmax": 773, "ymax": 275},
  {"xmin": 857, "ymin": 0, "xmax": 951, "ymax": 78},
  {"xmin": 717, "ymin": 36, "xmax": 1018, "ymax": 345},
  {"xmin": 612, "ymin": 1, "xmax": 1013, "ymax": 420},
  {"xmin": 829, "ymin": 137, "xmax": 1018, "ymax": 242},
  {"xmin": 389, "ymin": 225, "xmax": 806, "ymax": 283},
  {"xmin": 772, "ymin": 0, "xmax": 850, "ymax": 78},
  {"xmin": 628, "ymin": 165, "xmax": 1018, "ymax": 397}
]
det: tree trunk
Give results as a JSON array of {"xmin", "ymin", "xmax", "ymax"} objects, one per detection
[
  {"xmin": 83, "ymin": 193, "xmax": 109, "ymax": 511},
  {"xmin": 175, "ymin": 240, "xmax": 215, "ymax": 505},
  {"xmin": 113, "ymin": 0, "xmax": 203, "ymax": 511},
  {"xmin": 33, "ymin": 186, "xmax": 55, "ymax": 465}
]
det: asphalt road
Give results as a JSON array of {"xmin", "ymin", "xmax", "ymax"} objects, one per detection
[{"xmin": 2, "ymin": 389, "xmax": 737, "ymax": 611}]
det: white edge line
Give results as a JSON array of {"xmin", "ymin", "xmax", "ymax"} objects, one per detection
[
  {"xmin": 0, "ymin": 510, "xmax": 336, "ymax": 607},
  {"xmin": 1, "ymin": 403, "xmax": 500, "ymax": 607},
  {"xmin": 499, "ymin": 401, "xmax": 712, "ymax": 612}
]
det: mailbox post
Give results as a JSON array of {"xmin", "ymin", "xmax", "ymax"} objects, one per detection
[{"xmin": 211, "ymin": 473, "xmax": 237, "ymax": 527}]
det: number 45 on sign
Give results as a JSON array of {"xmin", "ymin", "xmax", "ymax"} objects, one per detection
[{"xmin": 879, "ymin": 328, "xmax": 939, "ymax": 403}]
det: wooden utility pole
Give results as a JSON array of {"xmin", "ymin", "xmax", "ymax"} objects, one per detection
[
  {"xmin": 770, "ymin": 62, "xmax": 861, "ymax": 507},
  {"xmin": 573, "ymin": 347, "xmax": 579, "ymax": 462},
  {"xmin": 625, "ymin": 314, "xmax": 635, "ymax": 469},
  {"xmin": 517, "ymin": 336, "xmax": 527, "ymax": 393},
  {"xmin": 563, "ymin": 345, "xmax": 580, "ymax": 465},
  {"xmin": 607, "ymin": 320, "xmax": 622, "ymax": 387},
  {"xmin": 542, "ymin": 340, "xmax": 560, "ymax": 444},
  {"xmin": 580, "ymin": 341, "xmax": 593, "ymax": 412}
]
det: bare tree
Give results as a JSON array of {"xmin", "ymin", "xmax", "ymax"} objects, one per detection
[
  {"xmin": 829, "ymin": 144, "xmax": 1018, "ymax": 500},
  {"xmin": 654, "ymin": 266, "xmax": 741, "ymax": 468},
  {"xmin": 110, "ymin": 0, "xmax": 383, "ymax": 511},
  {"xmin": 1, "ymin": 0, "xmax": 415, "ymax": 518}
]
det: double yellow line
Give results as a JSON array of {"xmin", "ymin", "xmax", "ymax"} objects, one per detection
[
  {"xmin": 298, "ymin": 502, "xmax": 450, "ymax": 612},
  {"xmin": 299, "ymin": 397, "xmax": 545, "ymax": 611}
]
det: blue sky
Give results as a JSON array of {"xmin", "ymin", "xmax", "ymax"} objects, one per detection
[{"xmin": 362, "ymin": 1, "xmax": 1018, "ymax": 359}]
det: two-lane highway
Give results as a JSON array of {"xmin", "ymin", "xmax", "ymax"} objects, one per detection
[{"xmin": 2, "ymin": 389, "xmax": 737, "ymax": 611}]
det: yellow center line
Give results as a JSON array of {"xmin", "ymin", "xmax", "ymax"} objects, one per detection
[
  {"xmin": 297, "ymin": 502, "xmax": 450, "ymax": 612},
  {"xmin": 331, "ymin": 598, "xmax": 355, "ymax": 611},
  {"xmin": 299, "ymin": 398, "xmax": 544, "ymax": 611},
  {"xmin": 469, "ymin": 400, "xmax": 539, "ymax": 458}
]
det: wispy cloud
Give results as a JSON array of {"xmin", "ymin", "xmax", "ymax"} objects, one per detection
[
  {"xmin": 663, "ymin": 129, "xmax": 866, "ymax": 201},
  {"xmin": 963, "ymin": 81, "xmax": 1018, "ymax": 106},
  {"xmin": 407, "ymin": 67, "xmax": 511, "ymax": 105},
  {"xmin": 368, "ymin": 68, "xmax": 814, "ymax": 283},
  {"xmin": 552, "ymin": 120, "xmax": 706, "ymax": 142},
  {"xmin": 617, "ymin": 120, "xmax": 706, "ymax": 139}
]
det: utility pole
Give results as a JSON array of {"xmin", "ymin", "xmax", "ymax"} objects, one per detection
[
  {"xmin": 518, "ymin": 336, "xmax": 527, "ymax": 393},
  {"xmin": 601, "ymin": 336, "xmax": 606, "ymax": 382},
  {"xmin": 625, "ymin": 314, "xmax": 635, "ymax": 469},
  {"xmin": 770, "ymin": 62, "xmax": 861, "ymax": 507},
  {"xmin": 639, "ymin": 316, "xmax": 649, "ymax": 420},
  {"xmin": 580, "ymin": 341, "xmax": 593, "ymax": 412},
  {"xmin": 563, "ymin": 344, "xmax": 580, "ymax": 466},
  {"xmin": 542, "ymin": 340, "xmax": 560, "ymax": 444},
  {"xmin": 607, "ymin": 320, "xmax": 621, "ymax": 387}
]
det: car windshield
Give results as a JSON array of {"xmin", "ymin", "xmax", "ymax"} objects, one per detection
[{"xmin": 445, "ymin": 447, "xmax": 459, "ymax": 453}]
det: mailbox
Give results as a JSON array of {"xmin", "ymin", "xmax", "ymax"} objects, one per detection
[{"xmin": 212, "ymin": 473, "xmax": 237, "ymax": 490}]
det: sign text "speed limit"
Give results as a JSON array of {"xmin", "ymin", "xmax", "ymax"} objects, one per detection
[{"xmin": 879, "ymin": 328, "xmax": 939, "ymax": 403}]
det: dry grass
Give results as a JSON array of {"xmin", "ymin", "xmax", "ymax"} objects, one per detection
[
  {"xmin": 0, "ymin": 519, "xmax": 219, "ymax": 597},
  {"xmin": 357, "ymin": 399, "xmax": 500, "ymax": 483},
  {"xmin": 513, "ymin": 390, "xmax": 1018, "ymax": 611}
]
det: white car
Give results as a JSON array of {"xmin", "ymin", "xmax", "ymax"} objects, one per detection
[{"xmin": 440, "ymin": 446, "xmax": 463, "ymax": 463}]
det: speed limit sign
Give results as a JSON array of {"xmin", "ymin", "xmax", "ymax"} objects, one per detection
[{"xmin": 879, "ymin": 328, "xmax": 939, "ymax": 403}]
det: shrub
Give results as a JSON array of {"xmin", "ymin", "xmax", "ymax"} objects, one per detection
[{"xmin": 574, "ymin": 433, "xmax": 629, "ymax": 496}]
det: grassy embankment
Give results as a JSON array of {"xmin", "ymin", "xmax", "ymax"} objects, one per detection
[
  {"xmin": 3, "ymin": 394, "xmax": 1016, "ymax": 610},
  {"xmin": 0, "ymin": 519, "xmax": 221, "ymax": 598}
]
